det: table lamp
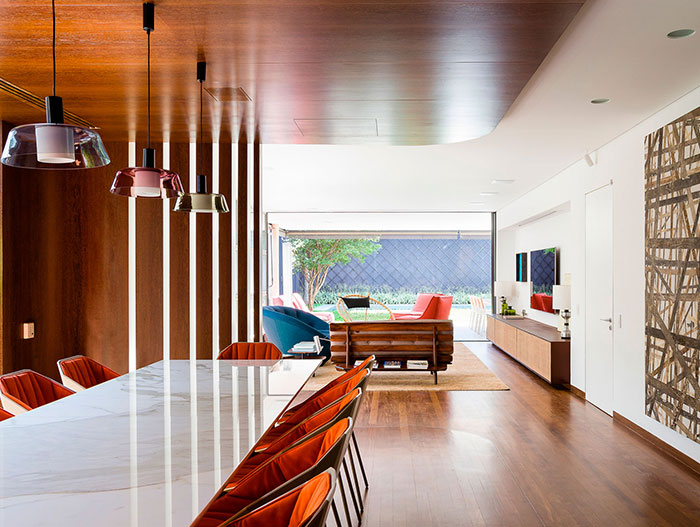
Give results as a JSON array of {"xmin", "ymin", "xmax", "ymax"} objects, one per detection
[{"xmin": 552, "ymin": 285, "xmax": 571, "ymax": 339}]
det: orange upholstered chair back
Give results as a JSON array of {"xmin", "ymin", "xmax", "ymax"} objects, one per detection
[
  {"xmin": 58, "ymin": 355, "xmax": 119, "ymax": 390},
  {"xmin": 204, "ymin": 419, "xmax": 348, "ymax": 522},
  {"xmin": 434, "ymin": 295, "xmax": 453, "ymax": 319},
  {"xmin": 281, "ymin": 369, "xmax": 369, "ymax": 426},
  {"xmin": 0, "ymin": 407, "xmax": 13, "ymax": 421},
  {"xmin": 417, "ymin": 295, "xmax": 441, "ymax": 319},
  {"xmin": 220, "ymin": 471, "xmax": 334, "ymax": 527},
  {"xmin": 218, "ymin": 342, "xmax": 283, "ymax": 360},
  {"xmin": 413, "ymin": 293, "xmax": 436, "ymax": 313},
  {"xmin": 262, "ymin": 389, "xmax": 362, "ymax": 456},
  {"xmin": 0, "ymin": 370, "xmax": 74, "ymax": 411}
]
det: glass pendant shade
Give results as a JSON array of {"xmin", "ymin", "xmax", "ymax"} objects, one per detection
[
  {"xmin": 1, "ymin": 97, "xmax": 110, "ymax": 170},
  {"xmin": 111, "ymin": 148, "xmax": 184, "ymax": 198},
  {"xmin": 174, "ymin": 174, "xmax": 229, "ymax": 213}
]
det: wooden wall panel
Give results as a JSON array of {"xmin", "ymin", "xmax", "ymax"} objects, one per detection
[
  {"xmin": 237, "ymin": 134, "xmax": 248, "ymax": 341},
  {"xmin": 135, "ymin": 142, "xmax": 164, "ymax": 368},
  {"xmin": 253, "ymin": 139, "xmax": 262, "ymax": 341},
  {"xmin": 1, "ymin": 128, "xmax": 129, "ymax": 378},
  {"xmin": 218, "ymin": 142, "xmax": 233, "ymax": 349},
  {"xmin": 196, "ymin": 144, "xmax": 213, "ymax": 358},
  {"xmin": 169, "ymin": 142, "xmax": 191, "ymax": 360},
  {"xmin": 78, "ymin": 143, "xmax": 130, "ymax": 375}
]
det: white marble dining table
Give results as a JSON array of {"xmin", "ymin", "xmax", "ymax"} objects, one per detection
[{"xmin": 0, "ymin": 358, "xmax": 321, "ymax": 526}]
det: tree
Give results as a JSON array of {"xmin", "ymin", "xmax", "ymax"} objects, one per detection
[{"xmin": 291, "ymin": 238, "xmax": 381, "ymax": 308}]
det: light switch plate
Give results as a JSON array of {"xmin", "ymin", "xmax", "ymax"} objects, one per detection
[{"xmin": 21, "ymin": 322, "xmax": 35, "ymax": 339}]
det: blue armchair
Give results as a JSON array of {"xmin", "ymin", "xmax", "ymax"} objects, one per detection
[{"xmin": 262, "ymin": 306, "xmax": 331, "ymax": 363}]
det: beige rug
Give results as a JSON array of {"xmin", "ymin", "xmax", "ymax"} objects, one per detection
[{"xmin": 306, "ymin": 343, "xmax": 508, "ymax": 392}]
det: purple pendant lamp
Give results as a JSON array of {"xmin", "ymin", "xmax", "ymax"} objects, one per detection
[
  {"xmin": 1, "ymin": 0, "xmax": 110, "ymax": 169},
  {"xmin": 110, "ymin": 2, "xmax": 183, "ymax": 198}
]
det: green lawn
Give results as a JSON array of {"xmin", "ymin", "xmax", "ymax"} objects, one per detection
[{"xmin": 320, "ymin": 309, "xmax": 393, "ymax": 322}]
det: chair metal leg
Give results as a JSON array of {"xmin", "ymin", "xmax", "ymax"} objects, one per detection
[
  {"xmin": 336, "ymin": 470, "xmax": 353, "ymax": 527},
  {"xmin": 347, "ymin": 451, "xmax": 364, "ymax": 511},
  {"xmin": 331, "ymin": 498, "xmax": 343, "ymax": 527},
  {"xmin": 342, "ymin": 458, "xmax": 362, "ymax": 523},
  {"xmin": 351, "ymin": 431, "xmax": 369, "ymax": 489},
  {"xmin": 434, "ymin": 370, "xmax": 438, "ymax": 385}
]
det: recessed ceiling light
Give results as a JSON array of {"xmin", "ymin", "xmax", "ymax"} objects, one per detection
[
  {"xmin": 492, "ymin": 179, "xmax": 514, "ymax": 185},
  {"xmin": 591, "ymin": 98, "xmax": 611, "ymax": 104},
  {"xmin": 667, "ymin": 29, "xmax": 695, "ymax": 39},
  {"xmin": 480, "ymin": 192, "xmax": 498, "ymax": 196}
]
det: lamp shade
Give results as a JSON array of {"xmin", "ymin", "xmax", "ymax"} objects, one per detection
[
  {"xmin": 110, "ymin": 166, "xmax": 183, "ymax": 198},
  {"xmin": 494, "ymin": 281, "xmax": 515, "ymax": 298},
  {"xmin": 552, "ymin": 285, "xmax": 571, "ymax": 310},
  {"xmin": 2, "ymin": 123, "xmax": 110, "ymax": 169},
  {"xmin": 173, "ymin": 192, "xmax": 229, "ymax": 213}
]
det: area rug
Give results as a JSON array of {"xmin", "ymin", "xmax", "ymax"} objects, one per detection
[{"xmin": 305, "ymin": 343, "xmax": 508, "ymax": 392}]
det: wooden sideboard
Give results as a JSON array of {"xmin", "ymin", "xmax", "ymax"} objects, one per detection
[{"xmin": 486, "ymin": 315, "xmax": 570, "ymax": 385}]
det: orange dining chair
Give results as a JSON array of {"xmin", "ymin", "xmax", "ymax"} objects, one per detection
[
  {"xmin": 57, "ymin": 355, "xmax": 120, "ymax": 391},
  {"xmin": 0, "ymin": 369, "xmax": 74, "ymax": 415},
  {"xmin": 257, "ymin": 369, "xmax": 370, "ymax": 450},
  {"xmin": 213, "ymin": 469, "xmax": 336, "ymax": 527},
  {"xmin": 192, "ymin": 419, "xmax": 351, "ymax": 527},
  {"xmin": 279, "ymin": 356, "xmax": 374, "ymax": 423},
  {"xmin": 0, "ymin": 407, "xmax": 13, "ymax": 421},
  {"xmin": 217, "ymin": 342, "xmax": 283, "ymax": 360},
  {"xmin": 227, "ymin": 389, "xmax": 363, "ymax": 488}
]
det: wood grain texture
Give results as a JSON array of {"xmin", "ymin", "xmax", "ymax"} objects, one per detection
[
  {"xmin": 236, "ymin": 135, "xmax": 248, "ymax": 341},
  {"xmin": 0, "ymin": 1, "xmax": 584, "ymax": 144},
  {"xmin": 218, "ymin": 142, "xmax": 233, "ymax": 351},
  {"xmin": 1, "ymin": 126, "xmax": 129, "ymax": 378},
  {"xmin": 169, "ymin": 142, "xmax": 190, "ymax": 360},
  {"xmin": 196, "ymin": 143, "xmax": 213, "ymax": 359},
  {"xmin": 253, "ymin": 139, "xmax": 261, "ymax": 342},
  {"xmin": 487, "ymin": 315, "xmax": 570, "ymax": 385},
  {"xmin": 351, "ymin": 341, "xmax": 700, "ymax": 526},
  {"xmin": 644, "ymin": 108, "xmax": 700, "ymax": 445},
  {"xmin": 135, "ymin": 142, "xmax": 164, "ymax": 368}
]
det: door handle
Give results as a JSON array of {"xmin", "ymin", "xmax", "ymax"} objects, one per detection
[{"xmin": 600, "ymin": 318, "xmax": 612, "ymax": 322}]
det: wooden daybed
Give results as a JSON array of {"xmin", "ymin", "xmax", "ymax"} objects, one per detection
[{"xmin": 329, "ymin": 320, "xmax": 454, "ymax": 384}]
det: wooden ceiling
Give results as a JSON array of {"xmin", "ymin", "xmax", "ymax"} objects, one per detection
[{"xmin": 0, "ymin": 0, "xmax": 584, "ymax": 145}]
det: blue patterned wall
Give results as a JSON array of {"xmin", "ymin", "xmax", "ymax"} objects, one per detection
[{"xmin": 293, "ymin": 237, "xmax": 491, "ymax": 295}]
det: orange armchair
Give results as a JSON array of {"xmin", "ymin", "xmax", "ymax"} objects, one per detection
[
  {"xmin": 0, "ymin": 369, "xmax": 74, "ymax": 415},
  {"xmin": 210, "ymin": 470, "xmax": 336, "ymax": 527},
  {"xmin": 217, "ymin": 342, "xmax": 283, "ymax": 360},
  {"xmin": 0, "ymin": 407, "xmax": 13, "ymax": 421},
  {"xmin": 57, "ymin": 355, "xmax": 120, "ymax": 391}
]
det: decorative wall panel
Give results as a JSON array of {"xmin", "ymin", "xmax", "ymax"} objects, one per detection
[{"xmin": 645, "ymin": 107, "xmax": 700, "ymax": 444}]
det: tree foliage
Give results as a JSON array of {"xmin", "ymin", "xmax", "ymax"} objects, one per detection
[{"xmin": 291, "ymin": 238, "xmax": 381, "ymax": 307}]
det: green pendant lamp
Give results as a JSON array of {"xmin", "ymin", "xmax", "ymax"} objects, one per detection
[{"xmin": 173, "ymin": 61, "xmax": 229, "ymax": 214}]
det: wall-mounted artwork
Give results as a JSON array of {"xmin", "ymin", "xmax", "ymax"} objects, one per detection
[
  {"xmin": 645, "ymin": 107, "xmax": 700, "ymax": 445},
  {"xmin": 530, "ymin": 247, "xmax": 557, "ymax": 313},
  {"xmin": 515, "ymin": 252, "xmax": 528, "ymax": 282}
]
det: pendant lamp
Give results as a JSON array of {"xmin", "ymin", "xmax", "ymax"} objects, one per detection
[
  {"xmin": 110, "ymin": 2, "xmax": 183, "ymax": 198},
  {"xmin": 1, "ymin": 0, "xmax": 110, "ymax": 169},
  {"xmin": 173, "ymin": 61, "xmax": 229, "ymax": 213}
]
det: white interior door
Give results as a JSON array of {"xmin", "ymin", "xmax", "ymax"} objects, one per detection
[{"xmin": 585, "ymin": 184, "xmax": 614, "ymax": 414}]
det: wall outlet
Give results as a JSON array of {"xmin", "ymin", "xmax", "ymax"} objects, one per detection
[{"xmin": 21, "ymin": 322, "xmax": 35, "ymax": 339}]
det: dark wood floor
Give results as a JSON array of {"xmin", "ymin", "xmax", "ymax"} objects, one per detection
[{"xmin": 352, "ymin": 342, "xmax": 700, "ymax": 527}]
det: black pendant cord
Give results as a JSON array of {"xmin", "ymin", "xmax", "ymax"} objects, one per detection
[
  {"xmin": 199, "ymin": 78, "xmax": 203, "ymax": 178},
  {"xmin": 52, "ymin": 0, "xmax": 56, "ymax": 96},
  {"xmin": 147, "ymin": 29, "xmax": 151, "ymax": 149}
]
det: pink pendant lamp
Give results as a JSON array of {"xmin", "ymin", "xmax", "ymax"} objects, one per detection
[{"xmin": 110, "ymin": 2, "xmax": 182, "ymax": 198}]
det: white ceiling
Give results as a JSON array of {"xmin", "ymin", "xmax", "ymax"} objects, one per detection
[
  {"xmin": 268, "ymin": 212, "xmax": 492, "ymax": 232},
  {"xmin": 263, "ymin": 0, "xmax": 700, "ymax": 219}
]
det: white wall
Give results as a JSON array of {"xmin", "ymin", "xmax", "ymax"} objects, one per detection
[{"xmin": 497, "ymin": 86, "xmax": 700, "ymax": 463}]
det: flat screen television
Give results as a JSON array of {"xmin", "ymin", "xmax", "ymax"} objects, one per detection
[
  {"xmin": 530, "ymin": 247, "xmax": 558, "ymax": 313},
  {"xmin": 515, "ymin": 252, "xmax": 527, "ymax": 282}
]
